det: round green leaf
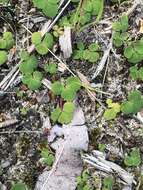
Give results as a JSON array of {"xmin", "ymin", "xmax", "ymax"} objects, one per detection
[
  {"xmin": 63, "ymin": 102, "xmax": 75, "ymax": 113},
  {"xmin": 36, "ymin": 43, "xmax": 48, "ymax": 55},
  {"xmin": 32, "ymin": 32, "xmax": 42, "ymax": 45},
  {"xmin": 0, "ymin": 50, "xmax": 7, "ymax": 65},
  {"xmin": 51, "ymin": 81, "xmax": 64, "ymax": 95}
]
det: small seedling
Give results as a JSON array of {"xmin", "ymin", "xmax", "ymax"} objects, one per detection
[
  {"xmin": 73, "ymin": 42, "xmax": 100, "ymax": 63},
  {"xmin": 51, "ymin": 76, "xmax": 81, "ymax": 101},
  {"xmin": 124, "ymin": 148, "xmax": 141, "ymax": 167},
  {"xmin": 40, "ymin": 148, "xmax": 54, "ymax": 166},
  {"xmin": 51, "ymin": 102, "xmax": 75, "ymax": 124},
  {"xmin": 53, "ymin": 25, "xmax": 64, "ymax": 37},
  {"xmin": 11, "ymin": 182, "xmax": 27, "ymax": 190},
  {"xmin": 44, "ymin": 62, "xmax": 57, "ymax": 74},
  {"xmin": 112, "ymin": 14, "xmax": 129, "ymax": 47},
  {"xmin": 31, "ymin": 32, "xmax": 54, "ymax": 55},
  {"xmin": 98, "ymin": 143, "xmax": 106, "ymax": 152},
  {"xmin": 104, "ymin": 99, "xmax": 121, "ymax": 120},
  {"xmin": 32, "ymin": 0, "xmax": 59, "ymax": 18},
  {"xmin": 19, "ymin": 51, "xmax": 43, "ymax": 90},
  {"xmin": 124, "ymin": 39, "xmax": 143, "ymax": 64},
  {"xmin": 121, "ymin": 90, "xmax": 143, "ymax": 114}
]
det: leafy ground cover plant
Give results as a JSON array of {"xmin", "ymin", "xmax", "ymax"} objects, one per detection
[
  {"xmin": 31, "ymin": 32, "xmax": 54, "ymax": 55},
  {"xmin": 124, "ymin": 148, "xmax": 141, "ymax": 167},
  {"xmin": 124, "ymin": 39, "xmax": 143, "ymax": 64},
  {"xmin": 121, "ymin": 90, "xmax": 143, "ymax": 114},
  {"xmin": 112, "ymin": 14, "xmax": 129, "ymax": 47},
  {"xmin": 51, "ymin": 76, "xmax": 81, "ymax": 101},
  {"xmin": 19, "ymin": 51, "xmax": 43, "ymax": 90},
  {"xmin": 73, "ymin": 42, "xmax": 101, "ymax": 63},
  {"xmin": 129, "ymin": 66, "xmax": 143, "ymax": 80},
  {"xmin": 51, "ymin": 102, "xmax": 75, "ymax": 124},
  {"xmin": 40, "ymin": 148, "xmax": 55, "ymax": 166},
  {"xmin": 59, "ymin": 0, "xmax": 103, "ymax": 28},
  {"xmin": 103, "ymin": 99, "xmax": 121, "ymax": 120},
  {"xmin": 0, "ymin": 31, "xmax": 14, "ymax": 65},
  {"xmin": 32, "ymin": 0, "xmax": 59, "ymax": 18}
]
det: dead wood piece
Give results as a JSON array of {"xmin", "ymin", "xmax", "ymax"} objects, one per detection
[{"xmin": 59, "ymin": 26, "xmax": 72, "ymax": 59}]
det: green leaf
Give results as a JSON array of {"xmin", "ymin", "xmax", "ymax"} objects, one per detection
[
  {"xmin": 40, "ymin": 148, "xmax": 54, "ymax": 166},
  {"xmin": 58, "ymin": 111, "xmax": 73, "ymax": 124},
  {"xmin": 51, "ymin": 81, "xmax": 64, "ymax": 95},
  {"xmin": 0, "ymin": 39, "xmax": 7, "ymax": 49},
  {"xmin": 43, "ymin": 33, "xmax": 54, "ymax": 49},
  {"xmin": 121, "ymin": 101, "xmax": 135, "ymax": 114},
  {"xmin": 128, "ymin": 90, "xmax": 142, "ymax": 101},
  {"xmin": 88, "ymin": 43, "xmax": 100, "ymax": 51},
  {"xmin": 35, "ymin": 43, "xmax": 49, "ymax": 55},
  {"xmin": 42, "ymin": 3, "xmax": 58, "ymax": 18},
  {"xmin": 138, "ymin": 67, "xmax": 143, "ymax": 80},
  {"xmin": 73, "ymin": 50, "xmax": 83, "ymax": 60},
  {"xmin": 83, "ymin": 49, "xmax": 91, "ymax": 60},
  {"xmin": 66, "ymin": 77, "xmax": 81, "ymax": 91},
  {"xmin": 32, "ymin": 0, "xmax": 59, "ymax": 18},
  {"xmin": 88, "ymin": 52, "xmax": 100, "ymax": 63},
  {"xmin": 120, "ymin": 14, "xmax": 129, "ymax": 32},
  {"xmin": 63, "ymin": 102, "xmax": 75, "ymax": 113},
  {"xmin": 19, "ymin": 54, "xmax": 38, "ymax": 74},
  {"xmin": 124, "ymin": 148, "xmax": 141, "ymax": 167},
  {"xmin": 124, "ymin": 46, "xmax": 134, "ymax": 59},
  {"xmin": 43, "ymin": 153, "xmax": 54, "ymax": 166},
  {"xmin": 0, "ymin": 50, "xmax": 7, "ymax": 65},
  {"xmin": 32, "ymin": 32, "xmax": 42, "ymax": 45},
  {"xmin": 129, "ymin": 66, "xmax": 138, "ymax": 80},
  {"xmin": 44, "ymin": 62, "xmax": 57, "ymax": 74},
  {"xmin": 104, "ymin": 109, "xmax": 117, "ymax": 120},
  {"xmin": 121, "ymin": 90, "xmax": 143, "ymax": 114},
  {"xmin": 20, "ymin": 51, "xmax": 30, "ymax": 61},
  {"xmin": 26, "ymin": 71, "xmax": 43, "ymax": 90},
  {"xmin": 61, "ymin": 87, "xmax": 76, "ymax": 101},
  {"xmin": 11, "ymin": 183, "xmax": 27, "ymax": 190},
  {"xmin": 104, "ymin": 99, "xmax": 121, "ymax": 120},
  {"xmin": 77, "ymin": 42, "xmax": 85, "ymax": 50},
  {"xmin": 51, "ymin": 107, "xmax": 62, "ymax": 122}
]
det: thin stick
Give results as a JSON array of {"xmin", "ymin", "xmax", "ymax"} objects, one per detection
[
  {"xmin": 4, "ymin": 69, "xmax": 20, "ymax": 91},
  {"xmin": 0, "ymin": 130, "xmax": 43, "ymax": 134},
  {"xmin": 0, "ymin": 63, "xmax": 19, "ymax": 89},
  {"xmin": 92, "ymin": 39, "xmax": 112, "ymax": 80},
  {"xmin": 48, "ymin": 48, "xmax": 76, "ymax": 76},
  {"xmin": 0, "ymin": 119, "xmax": 18, "ymax": 128}
]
